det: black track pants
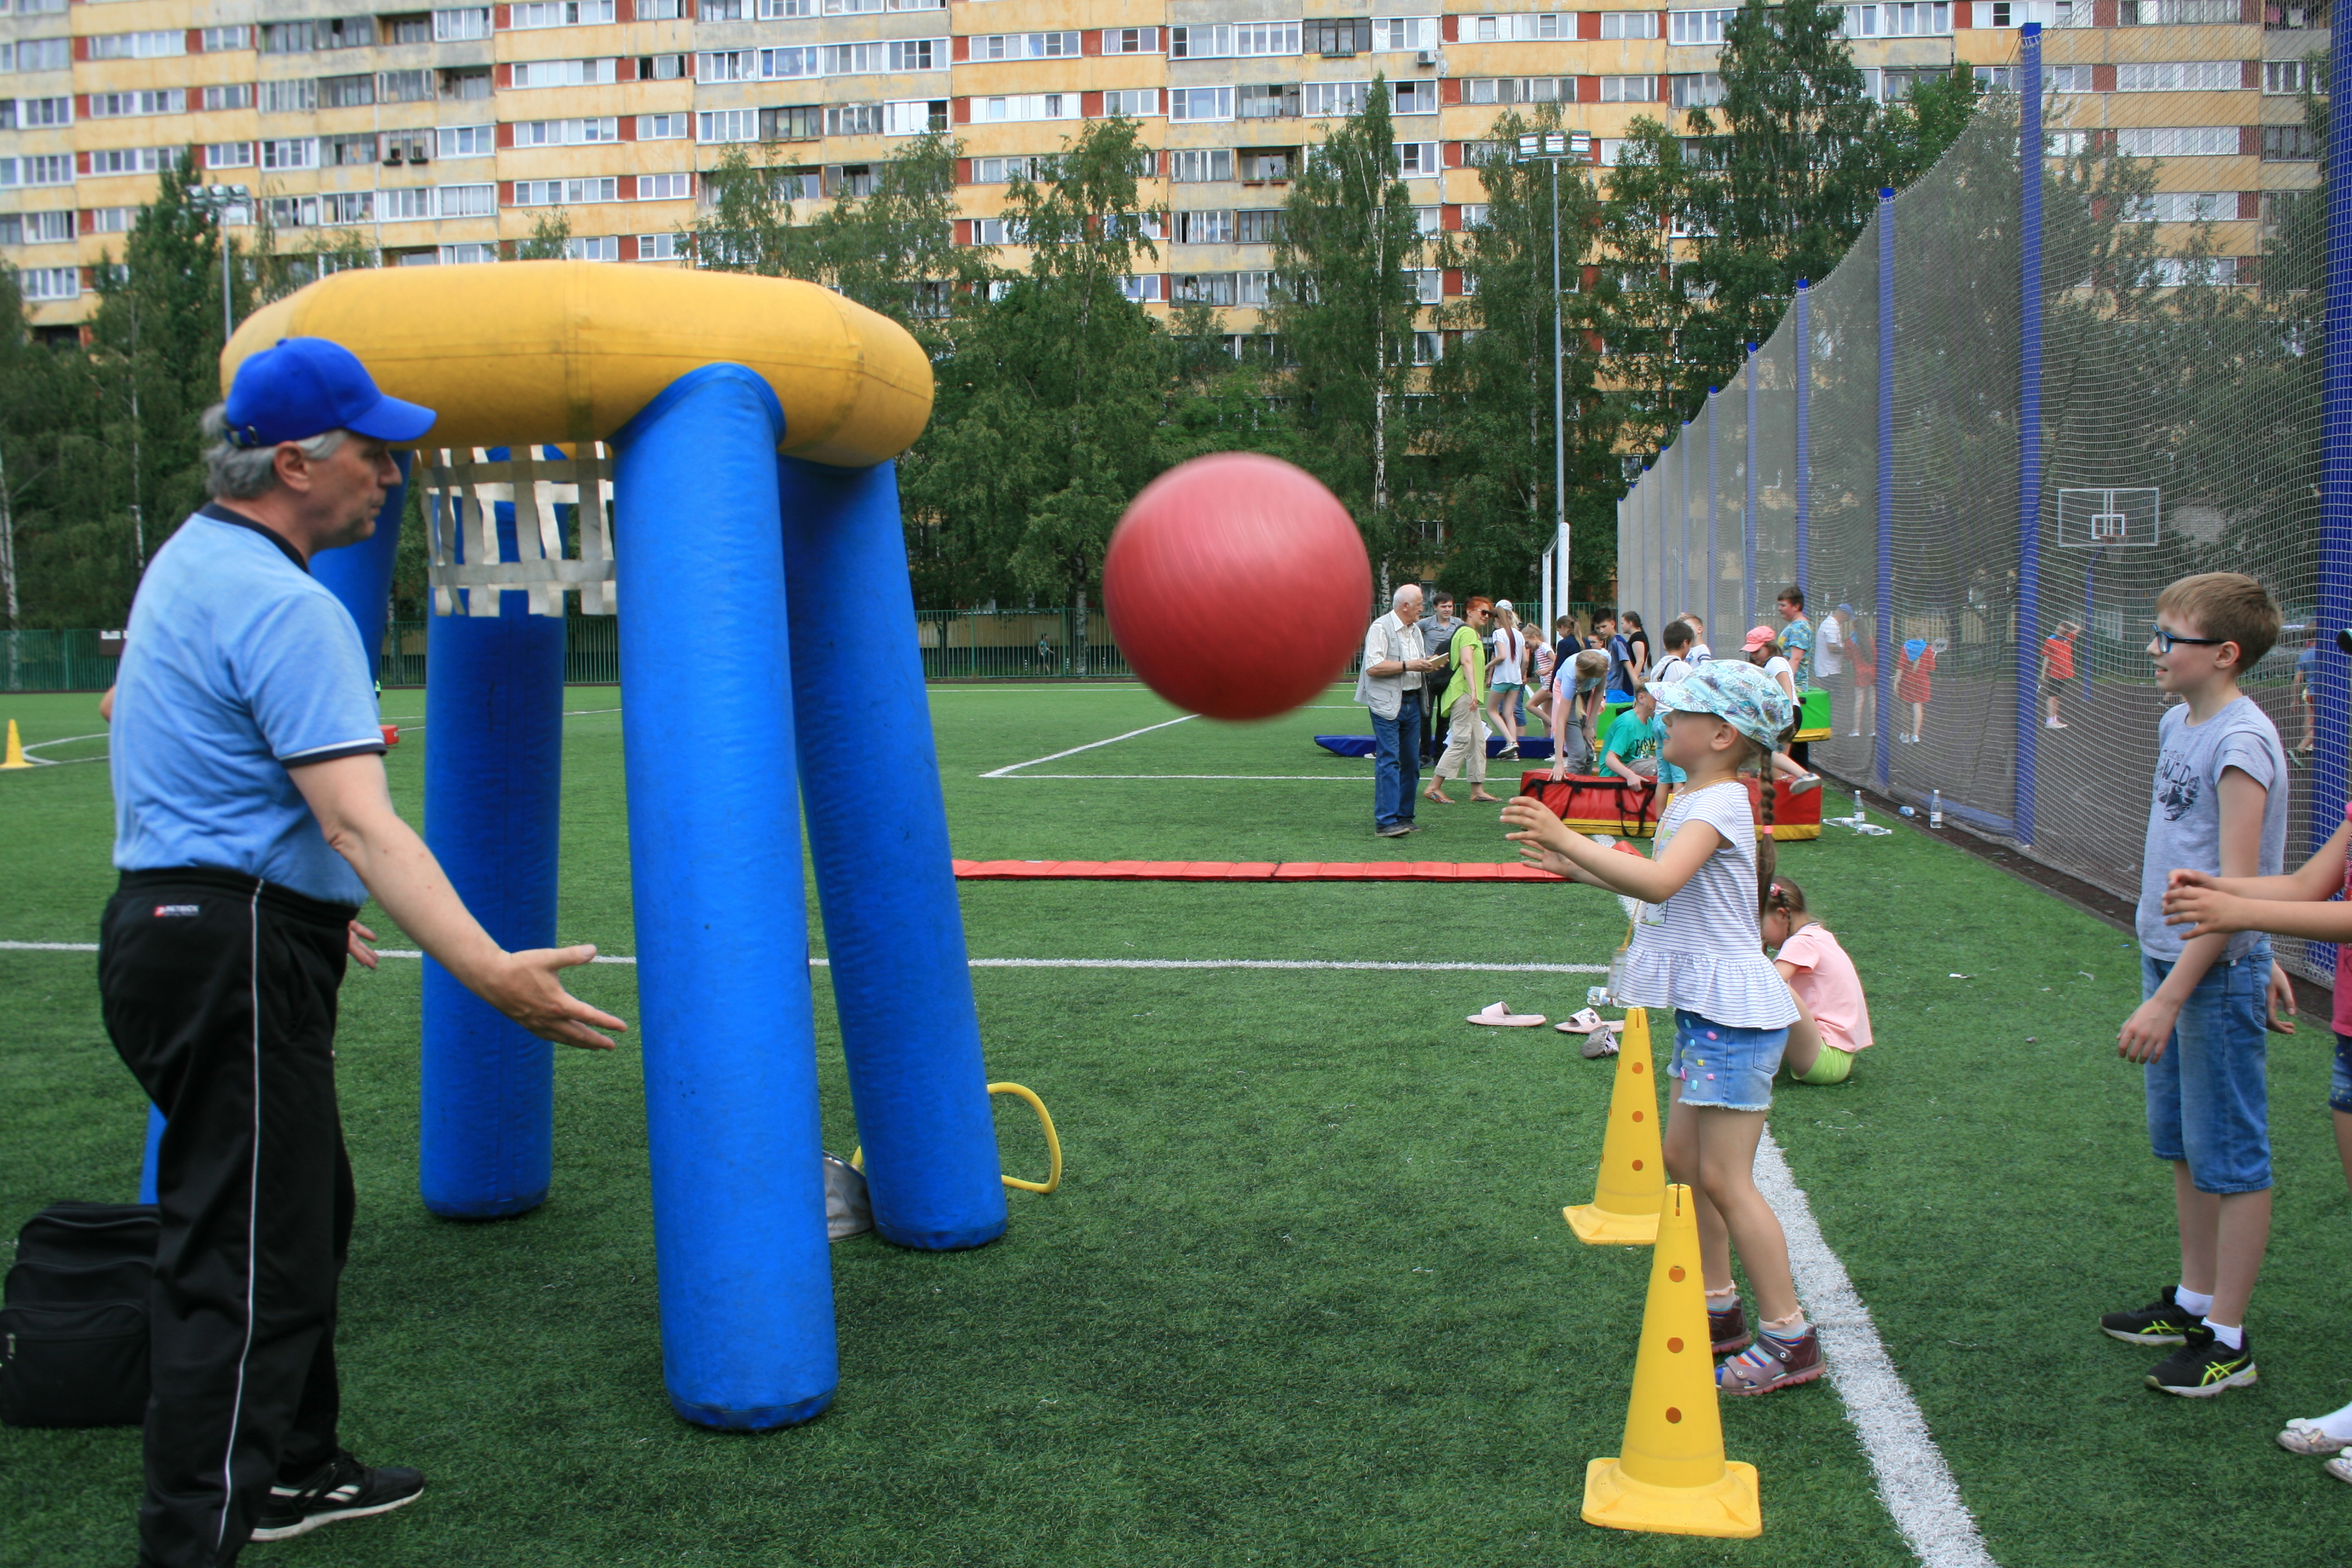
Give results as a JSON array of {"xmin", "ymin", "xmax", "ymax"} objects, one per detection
[{"xmin": 100, "ymin": 869, "xmax": 358, "ymax": 1568}]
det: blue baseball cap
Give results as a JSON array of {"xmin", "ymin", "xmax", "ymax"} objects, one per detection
[{"xmin": 223, "ymin": 337, "xmax": 436, "ymax": 448}]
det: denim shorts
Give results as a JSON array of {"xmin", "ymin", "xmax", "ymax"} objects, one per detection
[
  {"xmin": 2143, "ymin": 944, "xmax": 2272, "ymax": 1195},
  {"xmin": 1667, "ymin": 1010, "xmax": 1789, "ymax": 1113},
  {"xmin": 2333, "ymin": 1033, "xmax": 2352, "ymax": 1117}
]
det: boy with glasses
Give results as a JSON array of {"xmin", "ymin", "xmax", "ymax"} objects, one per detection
[{"xmin": 2103, "ymin": 573, "xmax": 2294, "ymax": 1398}]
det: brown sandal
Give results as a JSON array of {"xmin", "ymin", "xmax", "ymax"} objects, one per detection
[{"xmin": 1717, "ymin": 1326, "xmax": 1823, "ymax": 1394}]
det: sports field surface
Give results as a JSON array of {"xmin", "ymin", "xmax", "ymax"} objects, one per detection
[{"xmin": 4, "ymin": 683, "xmax": 2350, "ymax": 1567}]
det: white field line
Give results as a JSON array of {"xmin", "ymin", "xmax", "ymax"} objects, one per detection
[
  {"xmin": 8, "ymin": 708, "xmax": 627, "ymax": 766},
  {"xmin": 1755, "ymin": 1131, "xmax": 1998, "ymax": 1568},
  {"xmin": 981, "ymin": 714, "xmax": 1197, "ymax": 778},
  {"xmin": 999, "ymin": 774, "xmax": 1369, "ymax": 781},
  {"xmin": 0, "ymin": 940, "xmax": 1602, "ymax": 976}
]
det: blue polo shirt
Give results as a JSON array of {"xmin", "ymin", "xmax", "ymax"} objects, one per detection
[{"xmin": 111, "ymin": 506, "xmax": 386, "ymax": 906}]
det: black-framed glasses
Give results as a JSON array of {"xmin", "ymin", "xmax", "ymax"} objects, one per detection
[{"xmin": 2150, "ymin": 624, "xmax": 2227, "ymax": 654}]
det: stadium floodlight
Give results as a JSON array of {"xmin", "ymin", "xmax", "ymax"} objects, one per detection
[
  {"xmin": 184, "ymin": 182, "xmax": 252, "ymax": 342},
  {"xmin": 1514, "ymin": 131, "xmax": 1591, "ymax": 628}
]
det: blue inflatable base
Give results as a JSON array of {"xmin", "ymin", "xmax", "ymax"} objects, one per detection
[
  {"xmin": 669, "ymin": 1388, "xmax": 835, "ymax": 1430},
  {"xmin": 875, "ymin": 1214, "xmax": 1008, "ymax": 1250},
  {"xmin": 423, "ymin": 1187, "xmax": 550, "ymax": 1221},
  {"xmin": 1316, "ymin": 734, "xmax": 1556, "ymax": 760}
]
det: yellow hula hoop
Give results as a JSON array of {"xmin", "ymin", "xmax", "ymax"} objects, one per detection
[
  {"xmin": 849, "ymin": 1082, "xmax": 1062, "ymax": 1196},
  {"xmin": 988, "ymin": 1083, "xmax": 1062, "ymax": 1195}
]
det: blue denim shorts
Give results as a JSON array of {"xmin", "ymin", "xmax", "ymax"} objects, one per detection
[
  {"xmin": 2143, "ymin": 944, "xmax": 2272, "ymax": 1195},
  {"xmin": 2333, "ymin": 1033, "xmax": 2352, "ymax": 1117},
  {"xmin": 1667, "ymin": 1010, "xmax": 1788, "ymax": 1113}
]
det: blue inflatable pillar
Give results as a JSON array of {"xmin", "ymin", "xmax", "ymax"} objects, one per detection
[
  {"xmin": 614, "ymin": 367, "xmax": 836, "ymax": 1428},
  {"xmin": 418, "ymin": 468, "xmax": 566, "ymax": 1218},
  {"xmin": 779, "ymin": 456, "xmax": 1008, "ymax": 1251},
  {"xmin": 311, "ymin": 451, "xmax": 411, "ymax": 682}
]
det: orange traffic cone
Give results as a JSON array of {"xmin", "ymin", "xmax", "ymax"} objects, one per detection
[
  {"xmin": 1, "ymin": 719, "xmax": 30, "ymax": 769},
  {"xmin": 1582, "ymin": 1183, "xmax": 1762, "ymax": 1538},
  {"xmin": 1564, "ymin": 1006, "xmax": 1664, "ymax": 1246}
]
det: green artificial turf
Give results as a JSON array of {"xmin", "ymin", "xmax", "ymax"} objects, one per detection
[{"xmin": 3, "ymin": 684, "xmax": 2350, "ymax": 1566}]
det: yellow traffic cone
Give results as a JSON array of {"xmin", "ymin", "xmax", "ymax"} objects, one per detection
[
  {"xmin": 0, "ymin": 719, "xmax": 31, "ymax": 769},
  {"xmin": 1564, "ymin": 1006, "xmax": 1664, "ymax": 1246},
  {"xmin": 1582, "ymin": 1183, "xmax": 1762, "ymax": 1538}
]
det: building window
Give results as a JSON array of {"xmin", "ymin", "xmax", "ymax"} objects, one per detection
[
  {"xmin": 1171, "ymin": 22, "xmax": 1300, "ymax": 56},
  {"xmin": 1602, "ymin": 9, "xmax": 1662, "ymax": 34},
  {"xmin": 2114, "ymin": 125, "xmax": 2239, "ymax": 156},
  {"xmin": 564, "ymin": 236, "xmax": 620, "ymax": 261},
  {"xmin": 1395, "ymin": 141, "xmax": 1439, "ymax": 175},
  {"xmin": 512, "ymin": 59, "xmax": 618, "ymax": 87},
  {"xmin": 1670, "ymin": 72, "xmax": 1725, "ymax": 107},
  {"xmin": 1170, "ymin": 86, "xmax": 1233, "ymax": 122},
  {"xmin": 1600, "ymin": 76, "xmax": 1656, "ymax": 102},
  {"xmin": 19, "ymin": 267, "xmax": 78, "ymax": 301},
  {"xmin": 511, "ymin": 0, "xmax": 617, "ymax": 24},
  {"xmin": 638, "ymin": 112, "xmax": 690, "ymax": 140},
  {"xmin": 262, "ymin": 21, "xmax": 318, "ymax": 51},
  {"xmin": 1172, "ymin": 271, "xmax": 1238, "ymax": 305},
  {"xmin": 263, "ymin": 139, "xmax": 319, "ymax": 170},
  {"xmin": 1236, "ymin": 207, "xmax": 1284, "ymax": 242},
  {"xmin": 638, "ymin": 172, "xmax": 691, "ymax": 200},
  {"xmin": 514, "ymin": 177, "xmax": 619, "ymax": 204},
  {"xmin": 1174, "ymin": 209, "xmax": 1234, "ymax": 243},
  {"xmin": 439, "ymin": 243, "xmax": 498, "ymax": 264},
  {"xmin": 512, "ymin": 117, "xmax": 621, "ymax": 145},
  {"xmin": 2264, "ymin": 59, "xmax": 2317, "ymax": 93},
  {"xmin": 970, "ymin": 31, "xmax": 1082, "ymax": 59},
  {"xmin": 434, "ymin": 8, "xmax": 492, "ymax": 39},
  {"xmin": 2117, "ymin": 61, "xmax": 2242, "ymax": 91},
  {"xmin": 2120, "ymin": 0, "xmax": 2241, "ymax": 16},
  {"xmin": 438, "ymin": 125, "xmax": 494, "ymax": 157},
  {"xmin": 260, "ymin": 79, "xmax": 318, "ymax": 111},
  {"xmin": 91, "ymin": 90, "xmax": 185, "ymax": 117},
  {"xmin": 1119, "ymin": 274, "xmax": 1163, "ymax": 303},
  {"xmin": 1459, "ymin": 203, "xmax": 1491, "ymax": 227},
  {"xmin": 2264, "ymin": 123, "xmax": 2321, "ymax": 158},
  {"xmin": 204, "ymin": 142, "xmax": 256, "ymax": 168},
  {"xmin": 1169, "ymin": 148, "xmax": 1235, "ymax": 181},
  {"xmin": 1238, "ymin": 83, "xmax": 1301, "ymax": 117},
  {"xmin": 324, "ymin": 191, "xmax": 374, "ymax": 224},
  {"xmin": 2126, "ymin": 191, "xmax": 2233, "ymax": 222},
  {"xmin": 384, "ymin": 13, "xmax": 433, "ymax": 44},
  {"xmin": 639, "ymin": 54, "xmax": 687, "ymax": 79},
  {"xmin": 1969, "ymin": 0, "xmax": 2085, "ymax": 21},
  {"xmin": 1413, "ymin": 331, "xmax": 1442, "ymax": 364},
  {"xmin": 1100, "ymin": 89, "xmax": 1160, "ymax": 116},
  {"xmin": 699, "ymin": 108, "xmax": 759, "ymax": 142},
  {"xmin": 1463, "ymin": 77, "xmax": 1570, "ymax": 103},
  {"xmin": 381, "ymin": 69, "xmax": 434, "ymax": 102},
  {"xmin": 1238, "ymin": 147, "xmax": 1293, "ymax": 181},
  {"xmin": 203, "ymin": 84, "xmax": 255, "ymax": 109},
  {"xmin": 200, "ymin": 25, "xmax": 252, "ymax": 50},
  {"xmin": 638, "ymin": 232, "xmax": 684, "ymax": 260},
  {"xmin": 1391, "ymin": 79, "xmax": 1439, "ymax": 114},
  {"xmin": 324, "ymin": 132, "xmax": 380, "ymax": 166},
  {"xmin": 1670, "ymin": 6, "xmax": 1737, "ymax": 41},
  {"xmin": 881, "ymin": 98, "xmax": 948, "ymax": 134},
  {"xmin": 1467, "ymin": 13, "xmax": 1571, "ymax": 40},
  {"xmin": 88, "ymin": 31, "xmax": 185, "ymax": 60},
  {"xmin": 760, "ymin": 105, "xmax": 823, "ymax": 139},
  {"xmin": 1304, "ymin": 81, "xmax": 1369, "ymax": 116},
  {"xmin": 1310, "ymin": 18, "xmax": 1371, "ymax": 56},
  {"xmin": 0, "ymin": 155, "xmax": 74, "ymax": 185},
  {"xmin": 2, "ymin": 39, "xmax": 65, "ymax": 71},
  {"xmin": 972, "ymin": 154, "xmax": 1050, "ymax": 181},
  {"xmin": 1374, "ymin": 16, "xmax": 1440, "ymax": 50},
  {"xmin": 823, "ymin": 38, "xmax": 944, "ymax": 72},
  {"xmin": 321, "ymin": 73, "xmax": 376, "ymax": 107},
  {"xmin": 2266, "ymin": 0, "xmax": 2324, "ymax": 24},
  {"xmin": 439, "ymin": 183, "xmax": 497, "ymax": 216},
  {"xmin": 975, "ymin": 93, "xmax": 1077, "ymax": 122},
  {"xmin": 87, "ymin": 146, "xmax": 170, "ymax": 175},
  {"xmin": 0, "ymin": 210, "xmax": 74, "ymax": 243},
  {"xmin": 1102, "ymin": 27, "xmax": 1160, "ymax": 53}
]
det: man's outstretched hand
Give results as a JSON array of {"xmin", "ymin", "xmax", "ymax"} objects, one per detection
[{"xmin": 479, "ymin": 944, "xmax": 628, "ymax": 1050}]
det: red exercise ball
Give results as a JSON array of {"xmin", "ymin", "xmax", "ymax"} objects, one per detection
[{"xmin": 1103, "ymin": 453, "xmax": 1373, "ymax": 722}]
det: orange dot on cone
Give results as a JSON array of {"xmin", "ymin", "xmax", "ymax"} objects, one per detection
[
  {"xmin": 1633, "ymin": 1062, "xmax": 1645, "ymax": 1074},
  {"xmin": 1632, "ymin": 1110, "xmax": 1644, "ymax": 1122},
  {"xmin": 1631, "ymin": 1159, "xmax": 1643, "ymax": 1171},
  {"xmin": 1667, "ymin": 1337, "xmax": 1684, "ymax": 1353},
  {"xmin": 1665, "ymin": 1406, "xmax": 1682, "ymax": 1424},
  {"xmin": 1669, "ymin": 1266, "xmax": 1685, "ymax": 1281}
]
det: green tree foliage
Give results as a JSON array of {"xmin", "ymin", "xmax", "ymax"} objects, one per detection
[
  {"xmin": 901, "ymin": 118, "xmax": 1177, "ymax": 607},
  {"xmin": 1269, "ymin": 77, "xmax": 1425, "ymax": 583},
  {"xmin": 515, "ymin": 209, "xmax": 574, "ymax": 260}
]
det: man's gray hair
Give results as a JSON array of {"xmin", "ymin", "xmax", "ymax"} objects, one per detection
[
  {"xmin": 200, "ymin": 403, "xmax": 350, "ymax": 500},
  {"xmin": 1391, "ymin": 583, "xmax": 1423, "ymax": 609}
]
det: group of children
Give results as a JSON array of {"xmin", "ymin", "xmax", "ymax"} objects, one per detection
[{"xmin": 1498, "ymin": 571, "xmax": 2352, "ymax": 1481}]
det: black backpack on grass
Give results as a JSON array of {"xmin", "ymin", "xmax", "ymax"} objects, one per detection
[{"xmin": 1, "ymin": 1202, "xmax": 157, "ymax": 1428}]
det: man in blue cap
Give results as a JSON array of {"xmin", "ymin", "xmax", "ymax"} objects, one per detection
[{"xmin": 102, "ymin": 339, "xmax": 628, "ymax": 1566}]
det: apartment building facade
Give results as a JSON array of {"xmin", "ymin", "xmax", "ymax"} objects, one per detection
[{"xmin": 0, "ymin": 0, "xmax": 2328, "ymax": 334}]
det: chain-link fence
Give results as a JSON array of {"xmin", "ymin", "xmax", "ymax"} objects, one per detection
[{"xmin": 1618, "ymin": 25, "xmax": 2336, "ymax": 976}]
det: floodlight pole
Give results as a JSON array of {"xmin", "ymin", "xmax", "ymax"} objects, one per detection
[
  {"xmin": 1876, "ymin": 188, "xmax": 1895, "ymax": 792},
  {"xmin": 186, "ymin": 183, "xmax": 250, "ymax": 344},
  {"xmin": 1517, "ymin": 130, "xmax": 1588, "ymax": 619}
]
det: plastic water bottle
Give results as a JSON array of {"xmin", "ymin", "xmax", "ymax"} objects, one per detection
[
  {"xmin": 1852, "ymin": 789, "xmax": 1864, "ymax": 825},
  {"xmin": 1929, "ymin": 789, "xmax": 1944, "ymax": 829}
]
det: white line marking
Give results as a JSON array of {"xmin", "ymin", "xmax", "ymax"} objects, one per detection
[
  {"xmin": 981, "ymin": 714, "xmax": 1198, "ymax": 778},
  {"xmin": 1755, "ymin": 1131, "xmax": 1998, "ymax": 1568},
  {"xmin": 2, "ymin": 940, "xmax": 1601, "ymax": 975},
  {"xmin": 997, "ymin": 774, "xmax": 1371, "ymax": 781}
]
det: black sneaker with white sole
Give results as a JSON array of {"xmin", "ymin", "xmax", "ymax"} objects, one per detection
[
  {"xmin": 249, "ymin": 1451, "xmax": 425, "ymax": 1542},
  {"xmin": 2145, "ymin": 1327, "xmax": 2258, "ymax": 1398},
  {"xmin": 2100, "ymin": 1285, "xmax": 2203, "ymax": 1345}
]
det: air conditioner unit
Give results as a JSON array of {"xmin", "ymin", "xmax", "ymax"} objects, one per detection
[{"xmin": 1417, "ymin": 49, "xmax": 1436, "ymax": 66}]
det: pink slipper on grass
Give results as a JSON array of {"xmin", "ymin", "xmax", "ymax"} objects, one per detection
[
  {"xmin": 1467, "ymin": 1001, "xmax": 1546, "ymax": 1028},
  {"xmin": 1556, "ymin": 1008, "xmax": 1607, "ymax": 1034}
]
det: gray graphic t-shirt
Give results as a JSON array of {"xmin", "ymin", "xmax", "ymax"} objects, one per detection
[{"xmin": 2136, "ymin": 694, "xmax": 2288, "ymax": 962}]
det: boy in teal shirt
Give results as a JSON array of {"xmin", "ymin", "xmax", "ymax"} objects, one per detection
[{"xmin": 1600, "ymin": 686, "xmax": 1685, "ymax": 787}]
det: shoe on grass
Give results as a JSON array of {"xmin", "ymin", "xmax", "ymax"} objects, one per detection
[
  {"xmin": 2278, "ymin": 1419, "xmax": 2352, "ymax": 1456},
  {"xmin": 1718, "ymin": 1325, "xmax": 1822, "ymax": 1394},
  {"xmin": 1579, "ymin": 1025, "xmax": 1619, "ymax": 1060},
  {"xmin": 250, "ymin": 1451, "xmax": 425, "ymax": 1542},
  {"xmin": 2100, "ymin": 1285, "xmax": 2201, "ymax": 1345},
  {"xmin": 2326, "ymin": 1455, "xmax": 2352, "ymax": 1486},
  {"xmin": 2145, "ymin": 1327, "xmax": 2256, "ymax": 1397},
  {"xmin": 1376, "ymin": 824, "xmax": 1412, "ymax": 838},
  {"xmin": 1709, "ymin": 1298, "xmax": 1751, "ymax": 1356}
]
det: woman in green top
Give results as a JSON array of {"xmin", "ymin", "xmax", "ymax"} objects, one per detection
[{"xmin": 1426, "ymin": 597, "xmax": 1501, "ymax": 805}]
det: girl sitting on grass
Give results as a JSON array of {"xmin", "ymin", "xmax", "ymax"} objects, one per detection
[
  {"xmin": 1762, "ymin": 876, "xmax": 1873, "ymax": 1086},
  {"xmin": 1501, "ymin": 661, "xmax": 1822, "ymax": 1393}
]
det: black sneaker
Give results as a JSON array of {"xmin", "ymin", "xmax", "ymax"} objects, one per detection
[
  {"xmin": 249, "ymin": 1451, "xmax": 425, "ymax": 1542},
  {"xmin": 2145, "ymin": 1327, "xmax": 2258, "ymax": 1398},
  {"xmin": 2100, "ymin": 1285, "xmax": 2202, "ymax": 1345}
]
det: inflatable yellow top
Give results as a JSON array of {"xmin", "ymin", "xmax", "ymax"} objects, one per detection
[{"xmin": 221, "ymin": 261, "xmax": 933, "ymax": 468}]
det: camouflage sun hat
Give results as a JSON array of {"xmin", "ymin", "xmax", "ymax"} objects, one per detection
[{"xmin": 1652, "ymin": 659, "xmax": 1795, "ymax": 754}]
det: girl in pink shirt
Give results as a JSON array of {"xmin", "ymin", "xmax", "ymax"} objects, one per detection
[{"xmin": 1761, "ymin": 877, "xmax": 1873, "ymax": 1086}]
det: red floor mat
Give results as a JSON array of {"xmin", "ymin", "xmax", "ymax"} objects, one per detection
[{"xmin": 953, "ymin": 860, "xmax": 1562, "ymax": 881}]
